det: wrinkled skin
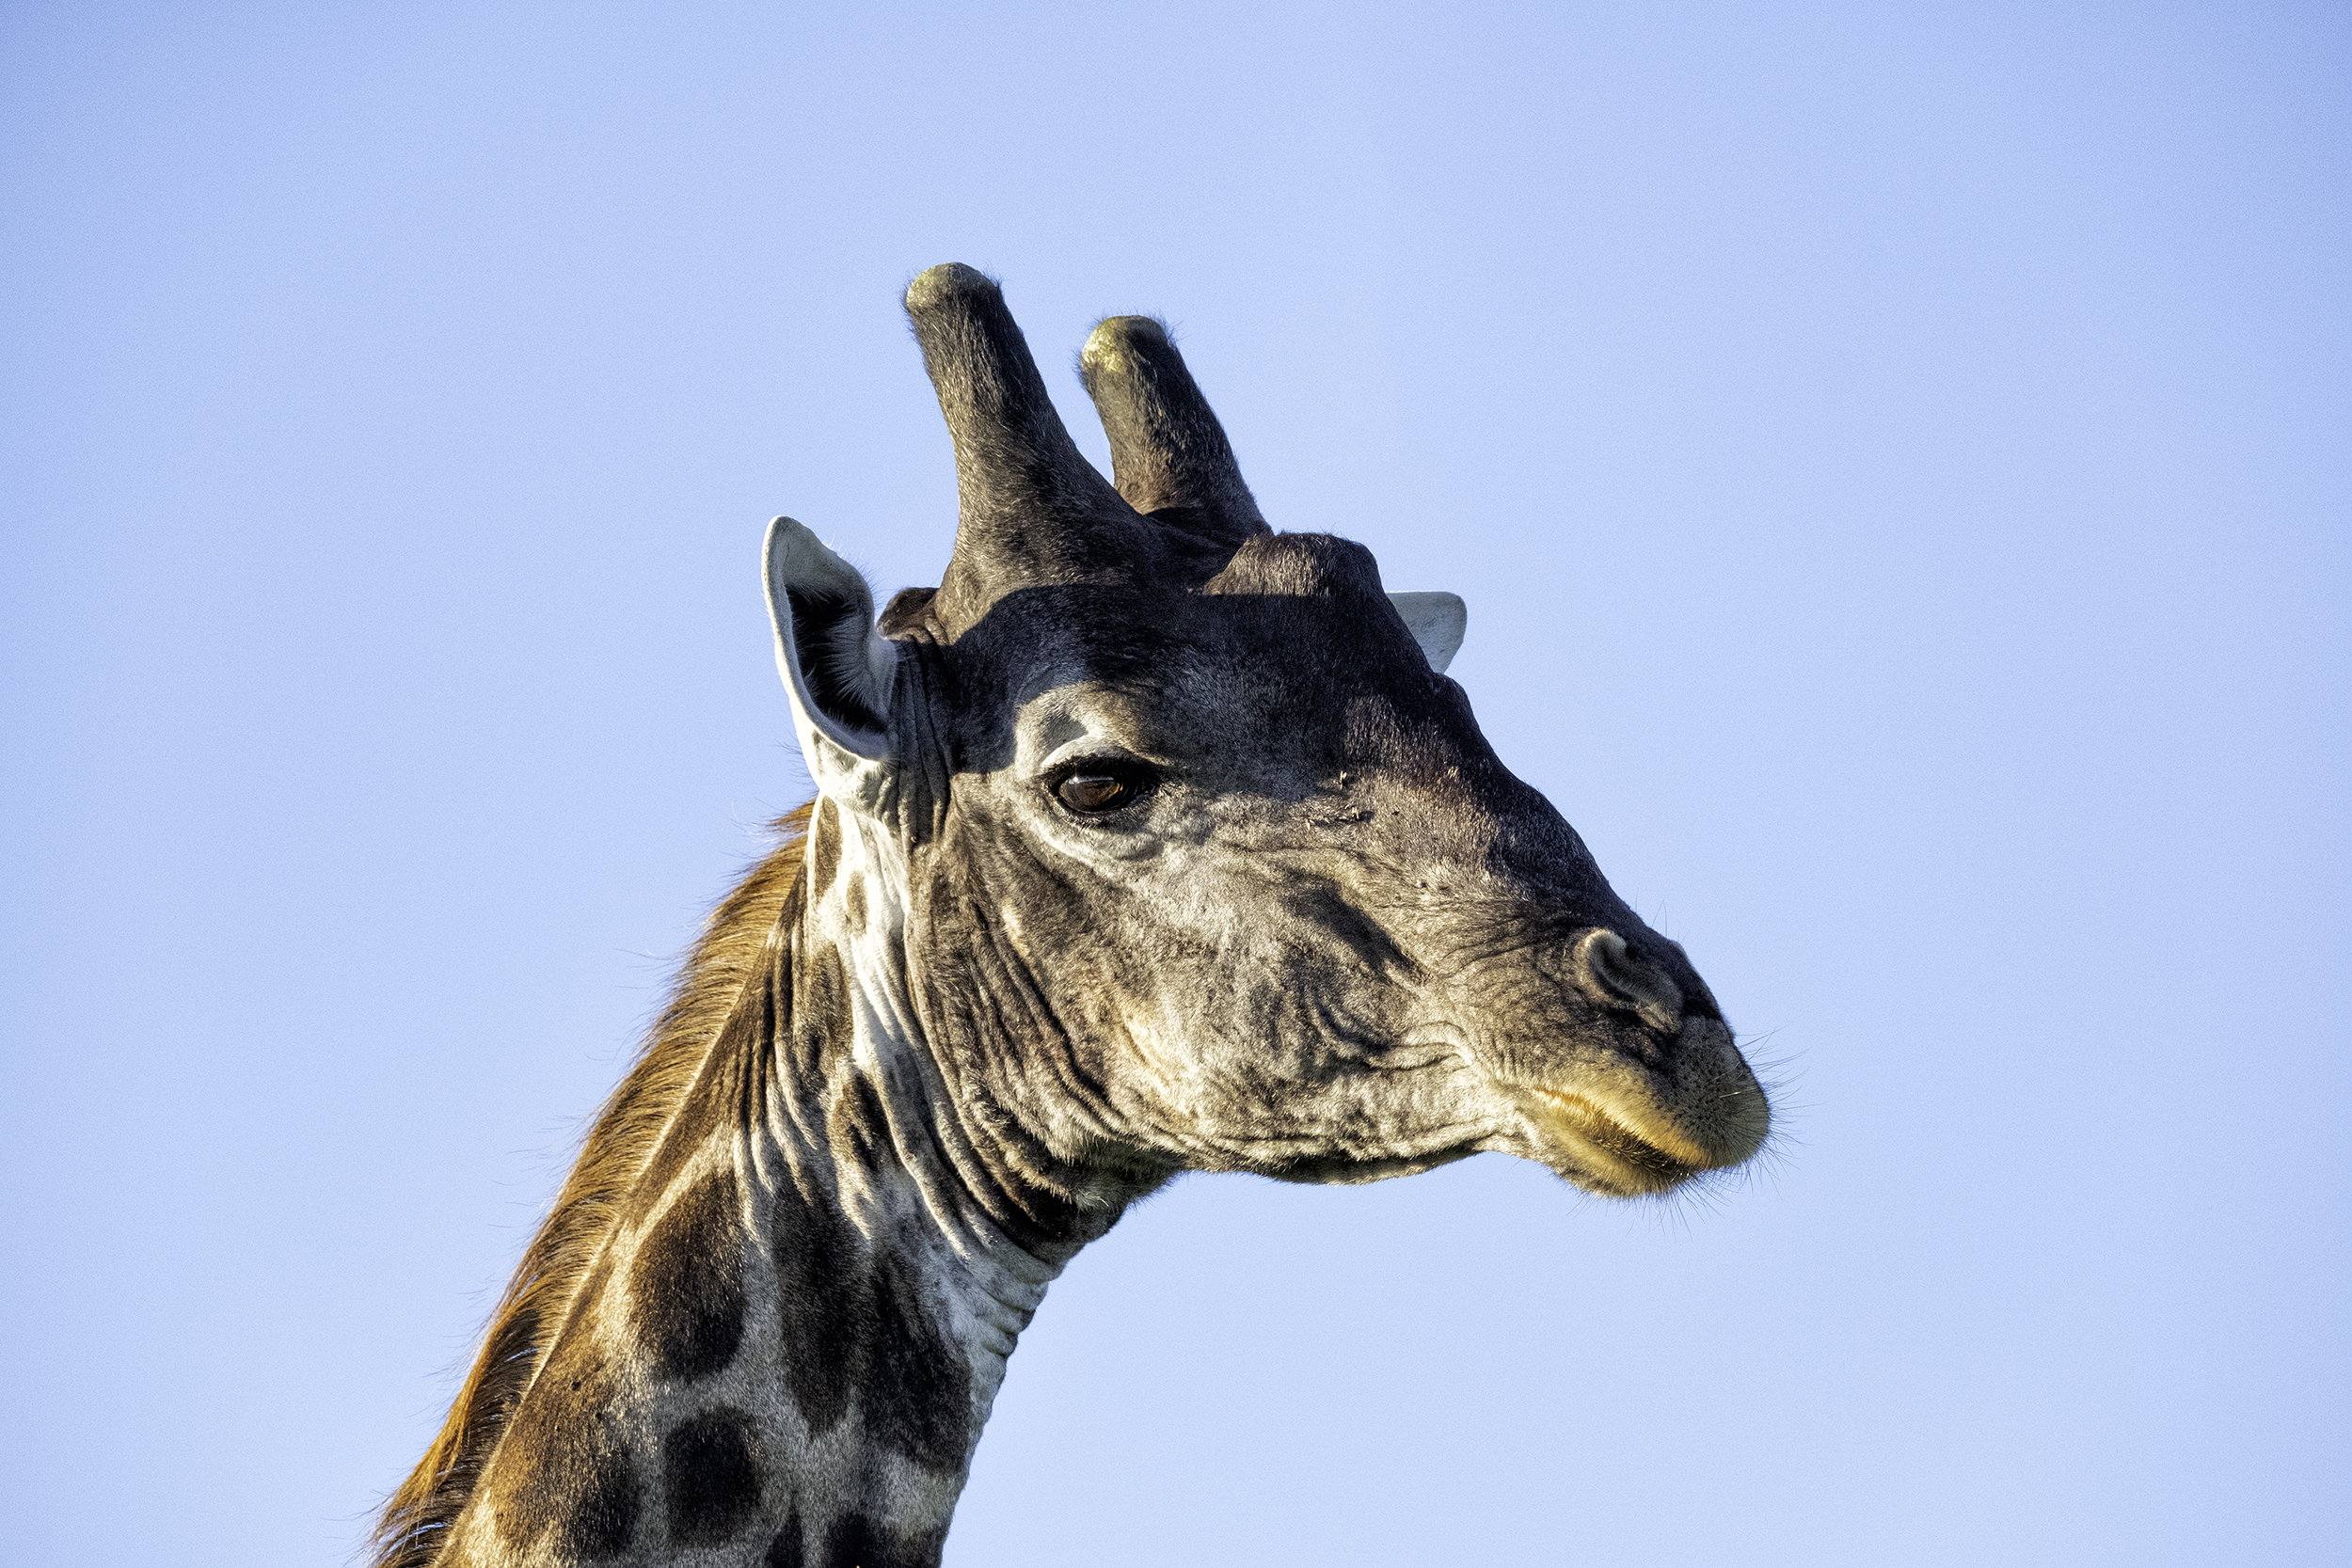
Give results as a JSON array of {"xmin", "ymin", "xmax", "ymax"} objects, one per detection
[
  {"xmin": 773, "ymin": 264, "xmax": 1769, "ymax": 1212},
  {"xmin": 883, "ymin": 543, "xmax": 1763, "ymax": 1209},
  {"xmin": 375, "ymin": 265, "xmax": 1772, "ymax": 1568}
]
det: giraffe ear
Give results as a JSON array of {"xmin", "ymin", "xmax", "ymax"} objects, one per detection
[
  {"xmin": 764, "ymin": 516, "xmax": 898, "ymax": 800},
  {"xmin": 1388, "ymin": 591, "xmax": 1467, "ymax": 673}
]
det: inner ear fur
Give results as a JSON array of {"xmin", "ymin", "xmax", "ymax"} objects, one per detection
[{"xmin": 764, "ymin": 516, "xmax": 896, "ymax": 762}]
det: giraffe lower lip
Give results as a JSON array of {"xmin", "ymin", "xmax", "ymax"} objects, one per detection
[{"xmin": 1522, "ymin": 1086, "xmax": 1700, "ymax": 1194}]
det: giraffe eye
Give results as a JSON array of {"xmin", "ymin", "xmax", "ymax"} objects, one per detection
[{"xmin": 1055, "ymin": 768, "xmax": 1152, "ymax": 815}]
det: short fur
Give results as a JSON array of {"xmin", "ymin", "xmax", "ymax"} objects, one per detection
[
  {"xmin": 372, "ymin": 806, "xmax": 814, "ymax": 1568},
  {"xmin": 373, "ymin": 264, "xmax": 1772, "ymax": 1567}
]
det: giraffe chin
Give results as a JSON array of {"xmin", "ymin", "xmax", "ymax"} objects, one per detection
[{"xmin": 1518, "ymin": 1086, "xmax": 1726, "ymax": 1198}]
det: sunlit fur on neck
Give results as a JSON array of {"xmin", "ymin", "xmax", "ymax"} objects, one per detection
[{"xmin": 370, "ymin": 805, "xmax": 815, "ymax": 1568}]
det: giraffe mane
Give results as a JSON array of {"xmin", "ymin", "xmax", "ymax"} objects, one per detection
[{"xmin": 369, "ymin": 803, "xmax": 815, "ymax": 1568}]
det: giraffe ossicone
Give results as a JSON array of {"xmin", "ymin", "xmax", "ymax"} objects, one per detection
[{"xmin": 375, "ymin": 262, "xmax": 1771, "ymax": 1568}]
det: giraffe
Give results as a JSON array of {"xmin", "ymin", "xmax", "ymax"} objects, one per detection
[{"xmin": 373, "ymin": 263, "xmax": 1772, "ymax": 1568}]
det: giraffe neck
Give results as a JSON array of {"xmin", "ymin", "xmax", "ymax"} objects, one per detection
[{"xmin": 448, "ymin": 800, "xmax": 1086, "ymax": 1567}]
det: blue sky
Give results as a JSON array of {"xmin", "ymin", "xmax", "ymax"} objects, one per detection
[{"xmin": 4, "ymin": 4, "xmax": 2345, "ymax": 1564}]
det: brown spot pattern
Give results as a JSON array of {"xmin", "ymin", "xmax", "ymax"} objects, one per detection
[
  {"xmin": 771, "ymin": 1170, "xmax": 872, "ymax": 1434},
  {"xmin": 808, "ymin": 800, "xmax": 841, "ymax": 895},
  {"xmin": 822, "ymin": 1512, "xmax": 947, "ymax": 1568},
  {"xmin": 490, "ymin": 1335, "xmax": 642, "ymax": 1561},
  {"xmin": 662, "ymin": 1407, "xmax": 763, "ymax": 1546},
  {"xmin": 763, "ymin": 1511, "xmax": 806, "ymax": 1567},
  {"xmin": 635, "ymin": 1045, "xmax": 736, "ymax": 1213},
  {"xmin": 799, "ymin": 945, "xmax": 855, "ymax": 1082},
  {"xmin": 629, "ymin": 1169, "xmax": 747, "ymax": 1383},
  {"xmin": 866, "ymin": 1249, "xmax": 971, "ymax": 1473}
]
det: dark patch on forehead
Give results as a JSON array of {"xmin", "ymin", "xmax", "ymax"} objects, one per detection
[
  {"xmin": 629, "ymin": 1169, "xmax": 747, "ymax": 1384},
  {"xmin": 808, "ymin": 799, "xmax": 841, "ymax": 896},
  {"xmin": 822, "ymin": 1512, "xmax": 946, "ymax": 1568},
  {"xmin": 491, "ymin": 1333, "xmax": 641, "ymax": 1560},
  {"xmin": 661, "ymin": 1407, "xmax": 762, "ymax": 1546},
  {"xmin": 771, "ymin": 1168, "xmax": 872, "ymax": 1434},
  {"xmin": 866, "ymin": 1248, "xmax": 971, "ymax": 1474}
]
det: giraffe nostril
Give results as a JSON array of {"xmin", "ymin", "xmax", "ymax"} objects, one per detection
[{"xmin": 1569, "ymin": 928, "xmax": 1684, "ymax": 1034}]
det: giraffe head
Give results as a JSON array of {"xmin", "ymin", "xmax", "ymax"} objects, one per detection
[{"xmin": 768, "ymin": 264, "xmax": 1768, "ymax": 1212}]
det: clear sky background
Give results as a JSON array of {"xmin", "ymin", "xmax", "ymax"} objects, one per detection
[{"xmin": 4, "ymin": 4, "xmax": 2345, "ymax": 1564}]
